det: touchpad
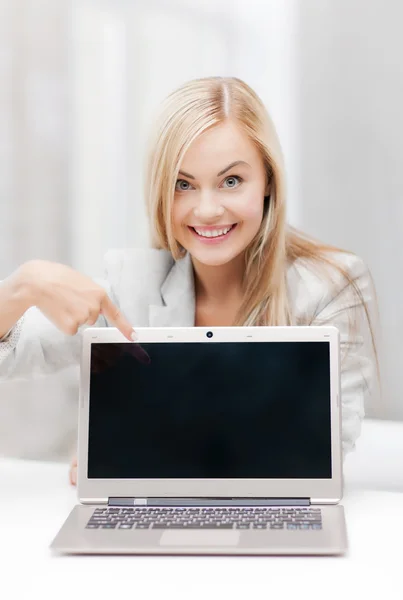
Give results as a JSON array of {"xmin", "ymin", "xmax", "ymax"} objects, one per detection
[{"xmin": 159, "ymin": 530, "xmax": 240, "ymax": 547}]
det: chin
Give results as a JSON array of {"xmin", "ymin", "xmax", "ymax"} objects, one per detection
[{"xmin": 187, "ymin": 246, "xmax": 244, "ymax": 267}]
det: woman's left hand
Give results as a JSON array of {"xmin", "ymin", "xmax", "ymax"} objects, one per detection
[{"xmin": 69, "ymin": 455, "xmax": 77, "ymax": 486}]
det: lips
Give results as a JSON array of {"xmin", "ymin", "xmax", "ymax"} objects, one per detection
[{"xmin": 188, "ymin": 224, "xmax": 238, "ymax": 243}]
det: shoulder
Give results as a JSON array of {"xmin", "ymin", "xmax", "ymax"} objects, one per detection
[{"xmin": 286, "ymin": 250, "xmax": 371, "ymax": 324}]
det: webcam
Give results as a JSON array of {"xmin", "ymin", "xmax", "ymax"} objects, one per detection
[{"xmin": 206, "ymin": 331, "xmax": 213, "ymax": 339}]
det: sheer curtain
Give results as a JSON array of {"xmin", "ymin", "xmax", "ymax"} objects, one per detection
[{"xmin": 0, "ymin": 0, "xmax": 71, "ymax": 277}]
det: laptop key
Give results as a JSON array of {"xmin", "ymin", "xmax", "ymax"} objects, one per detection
[
  {"xmin": 89, "ymin": 519, "xmax": 108, "ymax": 524},
  {"xmin": 153, "ymin": 524, "xmax": 186, "ymax": 529}
]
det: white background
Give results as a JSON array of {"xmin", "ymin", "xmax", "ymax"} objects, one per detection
[{"xmin": 0, "ymin": 0, "xmax": 402, "ymax": 420}]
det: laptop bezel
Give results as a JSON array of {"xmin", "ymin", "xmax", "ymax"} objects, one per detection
[{"xmin": 77, "ymin": 326, "xmax": 342, "ymax": 503}]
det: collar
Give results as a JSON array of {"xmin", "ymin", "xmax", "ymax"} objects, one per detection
[{"xmin": 148, "ymin": 252, "xmax": 195, "ymax": 326}]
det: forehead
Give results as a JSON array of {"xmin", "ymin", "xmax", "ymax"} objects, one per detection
[{"xmin": 179, "ymin": 120, "xmax": 263, "ymax": 172}]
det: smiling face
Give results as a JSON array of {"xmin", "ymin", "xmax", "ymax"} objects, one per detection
[{"xmin": 172, "ymin": 120, "xmax": 270, "ymax": 267}]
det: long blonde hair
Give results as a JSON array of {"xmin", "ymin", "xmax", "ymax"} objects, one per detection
[{"xmin": 144, "ymin": 76, "xmax": 378, "ymax": 373}]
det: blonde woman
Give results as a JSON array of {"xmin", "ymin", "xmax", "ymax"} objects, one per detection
[{"xmin": 0, "ymin": 77, "xmax": 377, "ymax": 484}]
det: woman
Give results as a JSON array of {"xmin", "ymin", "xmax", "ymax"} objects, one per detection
[{"xmin": 0, "ymin": 76, "xmax": 377, "ymax": 484}]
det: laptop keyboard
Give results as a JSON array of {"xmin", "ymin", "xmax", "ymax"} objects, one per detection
[{"xmin": 86, "ymin": 507, "xmax": 323, "ymax": 530}]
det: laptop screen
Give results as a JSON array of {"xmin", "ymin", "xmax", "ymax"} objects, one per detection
[{"xmin": 87, "ymin": 341, "xmax": 332, "ymax": 480}]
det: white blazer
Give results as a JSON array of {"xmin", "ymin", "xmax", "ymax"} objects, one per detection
[{"xmin": 0, "ymin": 248, "xmax": 375, "ymax": 460}]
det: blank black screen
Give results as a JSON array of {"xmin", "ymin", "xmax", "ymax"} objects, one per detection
[{"xmin": 87, "ymin": 341, "xmax": 332, "ymax": 479}]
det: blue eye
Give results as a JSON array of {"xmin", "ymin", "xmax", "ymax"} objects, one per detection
[
  {"xmin": 222, "ymin": 175, "xmax": 243, "ymax": 188},
  {"xmin": 175, "ymin": 179, "xmax": 194, "ymax": 191}
]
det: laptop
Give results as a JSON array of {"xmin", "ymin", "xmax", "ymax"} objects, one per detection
[{"xmin": 50, "ymin": 325, "xmax": 347, "ymax": 555}]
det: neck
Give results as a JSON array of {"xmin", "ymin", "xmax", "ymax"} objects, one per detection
[{"xmin": 192, "ymin": 254, "xmax": 245, "ymax": 304}]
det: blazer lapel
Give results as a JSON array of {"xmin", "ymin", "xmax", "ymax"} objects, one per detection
[{"xmin": 148, "ymin": 252, "xmax": 195, "ymax": 327}]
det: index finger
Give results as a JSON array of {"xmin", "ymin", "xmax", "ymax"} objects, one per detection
[{"xmin": 101, "ymin": 294, "xmax": 135, "ymax": 341}]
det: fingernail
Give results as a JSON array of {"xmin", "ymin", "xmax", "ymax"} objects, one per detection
[{"xmin": 130, "ymin": 330, "xmax": 137, "ymax": 341}]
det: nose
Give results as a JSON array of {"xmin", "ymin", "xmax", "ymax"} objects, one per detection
[{"xmin": 193, "ymin": 191, "xmax": 224, "ymax": 221}]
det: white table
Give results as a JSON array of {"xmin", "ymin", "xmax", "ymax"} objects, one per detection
[{"xmin": 1, "ymin": 419, "xmax": 402, "ymax": 600}]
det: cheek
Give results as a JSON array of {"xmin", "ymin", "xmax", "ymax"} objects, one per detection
[
  {"xmin": 172, "ymin": 199, "xmax": 187, "ymax": 229},
  {"xmin": 234, "ymin": 195, "xmax": 264, "ymax": 224}
]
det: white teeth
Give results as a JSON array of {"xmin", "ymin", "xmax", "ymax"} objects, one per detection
[{"xmin": 194, "ymin": 226, "xmax": 233, "ymax": 238}]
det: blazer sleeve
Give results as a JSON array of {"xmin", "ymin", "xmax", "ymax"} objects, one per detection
[
  {"xmin": 310, "ymin": 254, "xmax": 377, "ymax": 457},
  {"xmin": 0, "ymin": 275, "xmax": 113, "ymax": 381}
]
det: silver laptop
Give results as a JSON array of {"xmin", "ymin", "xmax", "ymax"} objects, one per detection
[{"xmin": 50, "ymin": 325, "xmax": 347, "ymax": 555}]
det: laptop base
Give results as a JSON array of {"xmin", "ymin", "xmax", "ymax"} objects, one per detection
[{"xmin": 50, "ymin": 504, "xmax": 347, "ymax": 556}]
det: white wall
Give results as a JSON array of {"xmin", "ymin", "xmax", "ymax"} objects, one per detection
[{"xmin": 296, "ymin": 0, "xmax": 403, "ymax": 419}]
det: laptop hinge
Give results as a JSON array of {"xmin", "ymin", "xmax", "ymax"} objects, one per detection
[{"xmin": 108, "ymin": 497, "xmax": 310, "ymax": 507}]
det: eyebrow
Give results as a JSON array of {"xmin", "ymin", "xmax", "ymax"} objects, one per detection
[{"xmin": 178, "ymin": 160, "xmax": 251, "ymax": 180}]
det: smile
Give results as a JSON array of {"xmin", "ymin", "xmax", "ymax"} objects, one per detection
[{"xmin": 189, "ymin": 224, "xmax": 237, "ymax": 242}]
